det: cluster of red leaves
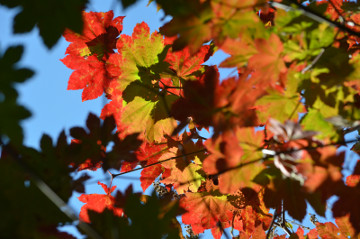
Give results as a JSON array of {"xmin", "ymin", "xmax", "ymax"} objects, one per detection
[{"xmin": 61, "ymin": 1, "xmax": 360, "ymax": 238}]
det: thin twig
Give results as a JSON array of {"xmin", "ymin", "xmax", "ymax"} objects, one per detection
[
  {"xmin": 301, "ymin": 48, "xmax": 325, "ymax": 73},
  {"xmin": 111, "ymin": 149, "xmax": 206, "ymax": 178},
  {"xmin": 266, "ymin": 205, "xmax": 280, "ymax": 239}
]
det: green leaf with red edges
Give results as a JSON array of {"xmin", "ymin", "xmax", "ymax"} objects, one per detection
[
  {"xmin": 78, "ymin": 182, "xmax": 123, "ymax": 223},
  {"xmin": 120, "ymin": 95, "xmax": 177, "ymax": 142},
  {"xmin": 203, "ymin": 127, "xmax": 264, "ymax": 194},
  {"xmin": 162, "ymin": 155, "xmax": 205, "ymax": 194},
  {"xmin": 160, "ymin": 134, "xmax": 206, "ymax": 194},
  {"xmin": 256, "ymin": 71, "xmax": 305, "ymax": 123},
  {"xmin": 107, "ymin": 22, "xmax": 165, "ymax": 91}
]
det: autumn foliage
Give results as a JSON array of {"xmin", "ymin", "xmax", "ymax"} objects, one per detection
[{"xmin": 4, "ymin": 0, "xmax": 360, "ymax": 238}]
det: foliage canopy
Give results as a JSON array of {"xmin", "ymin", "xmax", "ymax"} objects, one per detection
[{"xmin": 3, "ymin": 0, "xmax": 360, "ymax": 238}]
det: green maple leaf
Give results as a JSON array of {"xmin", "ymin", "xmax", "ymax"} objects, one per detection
[
  {"xmin": 107, "ymin": 22, "xmax": 165, "ymax": 91},
  {"xmin": 121, "ymin": 96, "xmax": 177, "ymax": 142},
  {"xmin": 256, "ymin": 71, "xmax": 305, "ymax": 123},
  {"xmin": 301, "ymin": 108, "xmax": 339, "ymax": 141},
  {"xmin": 162, "ymin": 155, "xmax": 205, "ymax": 194}
]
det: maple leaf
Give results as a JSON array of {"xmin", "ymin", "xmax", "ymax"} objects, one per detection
[
  {"xmin": 63, "ymin": 11, "xmax": 124, "ymax": 60},
  {"xmin": 219, "ymin": 35, "xmax": 257, "ymax": 68},
  {"xmin": 161, "ymin": 152, "xmax": 205, "ymax": 194},
  {"xmin": 253, "ymin": 166, "xmax": 325, "ymax": 221},
  {"xmin": 68, "ymin": 113, "xmax": 115, "ymax": 169},
  {"xmin": 159, "ymin": 0, "xmax": 213, "ymax": 54},
  {"xmin": 256, "ymin": 71, "xmax": 305, "ymax": 123},
  {"xmin": 248, "ymin": 34, "xmax": 287, "ymax": 89},
  {"xmin": 171, "ymin": 66, "xmax": 219, "ymax": 127},
  {"xmin": 316, "ymin": 222, "xmax": 343, "ymax": 239},
  {"xmin": 120, "ymin": 95, "xmax": 178, "ymax": 142},
  {"xmin": 135, "ymin": 142, "xmax": 167, "ymax": 192},
  {"xmin": 301, "ymin": 108, "xmax": 339, "ymax": 141},
  {"xmin": 203, "ymin": 127, "xmax": 265, "ymax": 194},
  {"xmin": 161, "ymin": 133, "xmax": 206, "ymax": 194},
  {"xmin": 300, "ymin": 147, "xmax": 345, "ymax": 197},
  {"xmin": 61, "ymin": 11, "xmax": 124, "ymax": 101},
  {"xmin": 164, "ymin": 37, "xmax": 214, "ymax": 79},
  {"xmin": 68, "ymin": 113, "xmax": 142, "ymax": 172},
  {"xmin": 332, "ymin": 185, "xmax": 360, "ymax": 234},
  {"xmin": 210, "ymin": 0, "xmax": 265, "ymax": 45},
  {"xmin": 107, "ymin": 21, "xmax": 164, "ymax": 91},
  {"xmin": 212, "ymin": 70, "xmax": 266, "ymax": 132},
  {"xmin": 180, "ymin": 191, "xmax": 235, "ymax": 238},
  {"xmin": 105, "ymin": 22, "xmax": 179, "ymax": 142},
  {"xmin": 335, "ymin": 215, "xmax": 359, "ymax": 238},
  {"xmin": 62, "ymin": 55, "xmax": 112, "ymax": 101},
  {"xmin": 86, "ymin": 185, "xmax": 182, "ymax": 239},
  {"xmin": 100, "ymin": 80, "xmax": 127, "ymax": 135},
  {"xmin": 171, "ymin": 66, "xmax": 265, "ymax": 133},
  {"xmin": 78, "ymin": 181, "xmax": 123, "ymax": 223}
]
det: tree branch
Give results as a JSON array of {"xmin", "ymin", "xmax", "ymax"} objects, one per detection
[
  {"xmin": 111, "ymin": 148, "xmax": 206, "ymax": 178},
  {"xmin": 271, "ymin": 0, "xmax": 360, "ymax": 37}
]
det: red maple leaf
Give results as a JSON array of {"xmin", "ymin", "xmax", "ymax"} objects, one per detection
[
  {"xmin": 78, "ymin": 182, "xmax": 123, "ymax": 223},
  {"xmin": 165, "ymin": 37, "xmax": 213, "ymax": 79},
  {"xmin": 180, "ymin": 191, "xmax": 235, "ymax": 238},
  {"xmin": 63, "ymin": 11, "xmax": 124, "ymax": 60},
  {"xmin": 61, "ymin": 11, "xmax": 124, "ymax": 101},
  {"xmin": 100, "ymin": 80, "xmax": 127, "ymax": 136},
  {"xmin": 136, "ymin": 143, "xmax": 167, "ymax": 192},
  {"xmin": 171, "ymin": 66, "xmax": 264, "ymax": 132},
  {"xmin": 345, "ymin": 160, "xmax": 360, "ymax": 187}
]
